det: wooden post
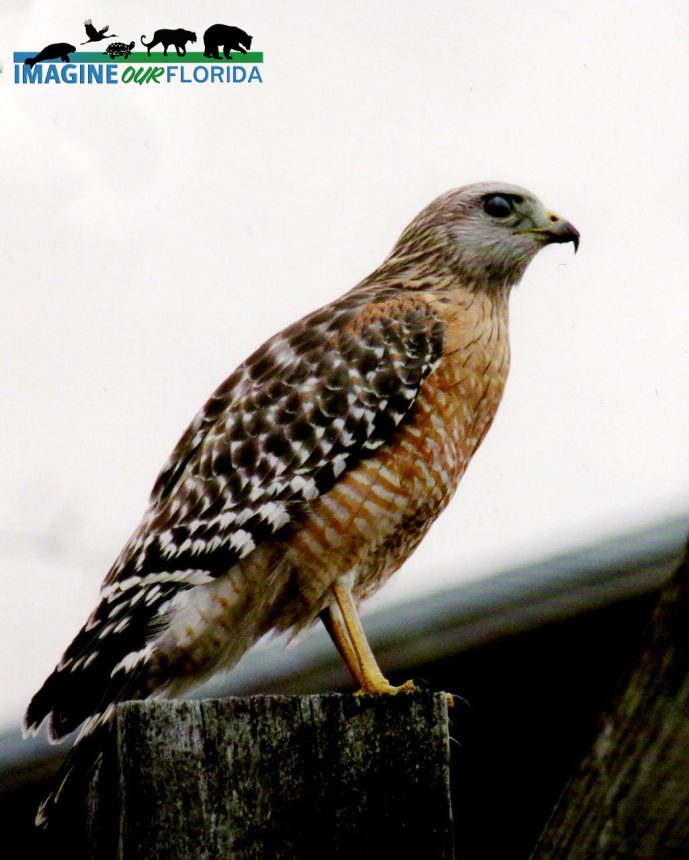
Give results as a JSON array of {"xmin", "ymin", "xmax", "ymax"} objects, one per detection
[
  {"xmin": 70, "ymin": 690, "xmax": 453, "ymax": 859},
  {"xmin": 530, "ymin": 542, "xmax": 689, "ymax": 859}
]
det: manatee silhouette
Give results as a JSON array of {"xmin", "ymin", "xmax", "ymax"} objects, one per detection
[{"xmin": 25, "ymin": 43, "xmax": 76, "ymax": 67}]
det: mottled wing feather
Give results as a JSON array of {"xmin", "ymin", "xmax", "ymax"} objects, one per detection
[
  {"xmin": 25, "ymin": 292, "xmax": 444, "ymax": 740},
  {"xmin": 107, "ymin": 294, "xmax": 445, "ymax": 591}
]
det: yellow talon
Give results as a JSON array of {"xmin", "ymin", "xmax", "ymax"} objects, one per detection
[{"xmin": 354, "ymin": 678, "xmax": 418, "ymax": 697}]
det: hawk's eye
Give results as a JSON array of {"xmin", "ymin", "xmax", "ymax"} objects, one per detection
[{"xmin": 483, "ymin": 195, "xmax": 513, "ymax": 218}]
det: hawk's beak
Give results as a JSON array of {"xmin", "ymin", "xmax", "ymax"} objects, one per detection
[{"xmin": 541, "ymin": 212, "xmax": 580, "ymax": 253}]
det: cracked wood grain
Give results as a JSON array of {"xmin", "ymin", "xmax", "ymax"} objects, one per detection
[{"xmin": 79, "ymin": 690, "xmax": 453, "ymax": 859}]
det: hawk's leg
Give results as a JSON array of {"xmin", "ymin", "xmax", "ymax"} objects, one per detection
[
  {"xmin": 324, "ymin": 582, "xmax": 417, "ymax": 696},
  {"xmin": 319, "ymin": 606, "xmax": 365, "ymax": 688}
]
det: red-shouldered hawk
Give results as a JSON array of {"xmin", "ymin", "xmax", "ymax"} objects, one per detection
[{"xmin": 26, "ymin": 182, "xmax": 578, "ymax": 824}]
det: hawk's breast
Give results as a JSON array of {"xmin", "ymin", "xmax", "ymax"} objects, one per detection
[{"xmin": 282, "ymin": 289, "xmax": 511, "ymax": 608}]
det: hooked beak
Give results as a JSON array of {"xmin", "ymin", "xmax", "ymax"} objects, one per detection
[{"xmin": 540, "ymin": 212, "xmax": 580, "ymax": 253}]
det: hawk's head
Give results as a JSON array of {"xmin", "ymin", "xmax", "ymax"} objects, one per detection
[{"xmin": 394, "ymin": 181, "xmax": 579, "ymax": 291}]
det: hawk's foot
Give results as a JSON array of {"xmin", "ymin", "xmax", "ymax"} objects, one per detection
[{"xmin": 354, "ymin": 678, "xmax": 418, "ymax": 697}]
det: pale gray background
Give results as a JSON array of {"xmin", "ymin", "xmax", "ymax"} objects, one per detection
[{"xmin": 2, "ymin": 1, "xmax": 688, "ymax": 728}]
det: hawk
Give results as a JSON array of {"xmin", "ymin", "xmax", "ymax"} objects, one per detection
[{"xmin": 25, "ymin": 182, "xmax": 578, "ymax": 823}]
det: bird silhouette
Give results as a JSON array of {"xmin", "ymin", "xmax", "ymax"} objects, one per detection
[{"xmin": 80, "ymin": 20, "xmax": 117, "ymax": 45}]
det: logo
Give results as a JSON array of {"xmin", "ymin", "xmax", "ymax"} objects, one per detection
[{"xmin": 14, "ymin": 18, "xmax": 263, "ymax": 86}]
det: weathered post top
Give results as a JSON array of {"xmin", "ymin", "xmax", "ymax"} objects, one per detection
[{"xmin": 59, "ymin": 690, "xmax": 454, "ymax": 859}]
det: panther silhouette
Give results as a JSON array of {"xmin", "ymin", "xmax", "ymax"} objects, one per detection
[
  {"xmin": 203, "ymin": 24, "xmax": 252, "ymax": 60},
  {"xmin": 141, "ymin": 29, "xmax": 197, "ymax": 57}
]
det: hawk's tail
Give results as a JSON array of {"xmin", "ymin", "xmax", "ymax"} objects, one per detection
[
  {"xmin": 34, "ymin": 724, "xmax": 106, "ymax": 830},
  {"xmin": 23, "ymin": 579, "xmax": 186, "ymax": 743}
]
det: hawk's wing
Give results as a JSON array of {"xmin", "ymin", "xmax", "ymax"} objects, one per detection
[
  {"xmin": 108, "ymin": 292, "xmax": 444, "ymax": 589},
  {"xmin": 25, "ymin": 290, "xmax": 444, "ymax": 739}
]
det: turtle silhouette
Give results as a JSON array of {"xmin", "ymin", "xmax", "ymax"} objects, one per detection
[
  {"xmin": 103, "ymin": 41, "xmax": 135, "ymax": 60},
  {"xmin": 81, "ymin": 20, "xmax": 117, "ymax": 45},
  {"xmin": 24, "ymin": 43, "xmax": 76, "ymax": 67}
]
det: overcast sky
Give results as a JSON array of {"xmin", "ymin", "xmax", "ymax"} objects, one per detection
[{"xmin": 1, "ymin": 1, "xmax": 688, "ymax": 729}]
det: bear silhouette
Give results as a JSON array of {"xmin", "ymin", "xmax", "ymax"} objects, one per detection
[
  {"xmin": 203, "ymin": 24, "xmax": 252, "ymax": 60},
  {"xmin": 25, "ymin": 43, "xmax": 76, "ymax": 67}
]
